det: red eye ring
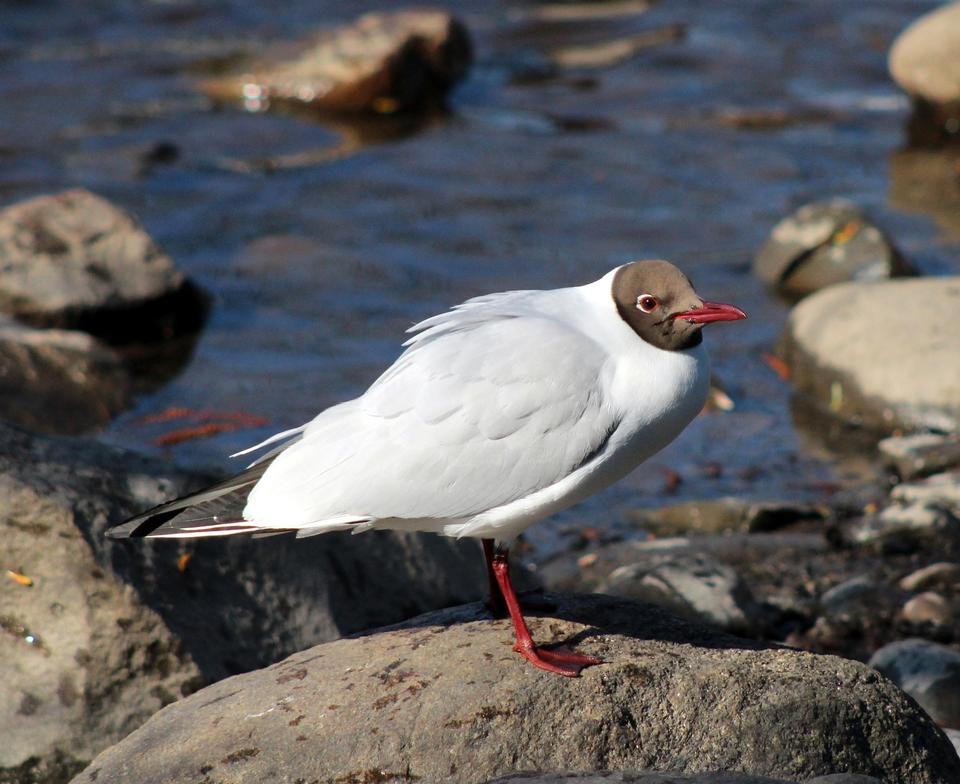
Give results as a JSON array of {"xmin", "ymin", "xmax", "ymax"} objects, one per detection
[{"xmin": 636, "ymin": 294, "xmax": 658, "ymax": 313}]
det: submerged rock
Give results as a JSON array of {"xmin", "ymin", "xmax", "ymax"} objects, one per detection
[
  {"xmin": 70, "ymin": 594, "xmax": 960, "ymax": 784},
  {"xmin": 200, "ymin": 10, "xmax": 472, "ymax": 115},
  {"xmin": 0, "ymin": 189, "xmax": 199, "ymax": 334},
  {"xmin": 779, "ymin": 277, "xmax": 960, "ymax": 434},
  {"xmin": 889, "ymin": 2, "xmax": 960, "ymax": 146},
  {"xmin": 869, "ymin": 638, "xmax": 960, "ymax": 730},
  {"xmin": 753, "ymin": 200, "xmax": 913, "ymax": 300},
  {"xmin": 0, "ymin": 317, "xmax": 129, "ymax": 434},
  {"xmin": 0, "ymin": 423, "xmax": 485, "ymax": 781}
]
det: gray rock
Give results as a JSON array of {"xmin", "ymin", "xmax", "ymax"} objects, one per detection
[
  {"xmin": 892, "ymin": 472, "xmax": 960, "ymax": 507},
  {"xmin": 819, "ymin": 576, "xmax": 904, "ymax": 628},
  {"xmin": 880, "ymin": 434, "xmax": 960, "ymax": 481},
  {"xmin": 869, "ymin": 638, "xmax": 960, "ymax": 730},
  {"xmin": 0, "ymin": 422, "xmax": 485, "ymax": 781},
  {"xmin": 889, "ymin": 2, "xmax": 960, "ymax": 104},
  {"xmin": 486, "ymin": 775, "xmax": 881, "ymax": 784},
  {"xmin": 200, "ymin": 10, "xmax": 472, "ymax": 115},
  {"xmin": 0, "ymin": 189, "xmax": 186, "ymax": 328},
  {"xmin": 899, "ymin": 562, "xmax": 960, "ymax": 593},
  {"xmin": 945, "ymin": 727, "xmax": 960, "ymax": 759},
  {"xmin": 0, "ymin": 316, "xmax": 130, "ymax": 434},
  {"xmin": 597, "ymin": 551, "xmax": 760, "ymax": 634},
  {"xmin": 70, "ymin": 594, "xmax": 959, "ymax": 784},
  {"xmin": 837, "ymin": 503, "xmax": 960, "ymax": 552},
  {"xmin": 779, "ymin": 277, "xmax": 960, "ymax": 434},
  {"xmin": 485, "ymin": 772, "xmax": 811, "ymax": 783},
  {"xmin": 753, "ymin": 200, "xmax": 912, "ymax": 300}
]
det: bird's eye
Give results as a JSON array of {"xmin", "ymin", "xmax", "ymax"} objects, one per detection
[{"xmin": 636, "ymin": 294, "xmax": 659, "ymax": 313}]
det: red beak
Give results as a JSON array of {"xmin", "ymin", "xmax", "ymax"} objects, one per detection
[{"xmin": 672, "ymin": 300, "xmax": 747, "ymax": 324}]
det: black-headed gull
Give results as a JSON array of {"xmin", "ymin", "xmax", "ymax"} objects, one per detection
[{"xmin": 109, "ymin": 260, "xmax": 746, "ymax": 676}]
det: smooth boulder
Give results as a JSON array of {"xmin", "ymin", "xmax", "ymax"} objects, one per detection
[
  {"xmin": 779, "ymin": 277, "xmax": 960, "ymax": 434},
  {"xmin": 869, "ymin": 638, "xmax": 960, "ymax": 730},
  {"xmin": 71, "ymin": 594, "xmax": 960, "ymax": 784},
  {"xmin": 0, "ymin": 422, "xmax": 485, "ymax": 782},
  {"xmin": 0, "ymin": 189, "xmax": 188, "ymax": 329}
]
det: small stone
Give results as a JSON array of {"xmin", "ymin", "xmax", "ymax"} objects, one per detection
[
  {"xmin": 753, "ymin": 200, "xmax": 913, "ymax": 300},
  {"xmin": 880, "ymin": 434, "xmax": 960, "ymax": 480},
  {"xmin": 596, "ymin": 551, "xmax": 760, "ymax": 634},
  {"xmin": 899, "ymin": 562, "xmax": 960, "ymax": 592},
  {"xmin": 0, "ymin": 189, "xmax": 185, "ymax": 328},
  {"xmin": 779, "ymin": 277, "xmax": 960, "ymax": 434},
  {"xmin": 892, "ymin": 471, "xmax": 960, "ymax": 507},
  {"xmin": 869, "ymin": 638, "xmax": 960, "ymax": 730},
  {"xmin": 199, "ymin": 11, "xmax": 472, "ymax": 115},
  {"xmin": 900, "ymin": 592, "xmax": 953, "ymax": 626},
  {"xmin": 633, "ymin": 497, "xmax": 825, "ymax": 537}
]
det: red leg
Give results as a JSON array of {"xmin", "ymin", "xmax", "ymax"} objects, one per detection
[
  {"xmin": 489, "ymin": 545, "xmax": 601, "ymax": 677},
  {"xmin": 483, "ymin": 539, "xmax": 508, "ymax": 617}
]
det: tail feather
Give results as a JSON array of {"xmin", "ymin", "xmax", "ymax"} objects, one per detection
[{"xmin": 107, "ymin": 459, "xmax": 277, "ymax": 539}]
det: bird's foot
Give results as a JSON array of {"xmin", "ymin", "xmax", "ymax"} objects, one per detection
[{"xmin": 514, "ymin": 643, "xmax": 602, "ymax": 677}]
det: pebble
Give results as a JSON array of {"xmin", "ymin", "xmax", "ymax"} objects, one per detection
[
  {"xmin": 869, "ymin": 638, "xmax": 960, "ymax": 730},
  {"xmin": 899, "ymin": 562, "xmax": 960, "ymax": 592},
  {"xmin": 900, "ymin": 592, "xmax": 953, "ymax": 627},
  {"xmin": 837, "ymin": 502, "xmax": 959, "ymax": 551},
  {"xmin": 889, "ymin": 1, "xmax": 960, "ymax": 104}
]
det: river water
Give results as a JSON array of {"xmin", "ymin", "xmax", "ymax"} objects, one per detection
[{"xmin": 2, "ymin": 0, "xmax": 957, "ymax": 557}]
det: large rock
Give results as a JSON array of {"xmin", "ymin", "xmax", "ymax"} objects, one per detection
[
  {"xmin": 889, "ymin": 2, "xmax": 960, "ymax": 146},
  {"xmin": 753, "ymin": 200, "xmax": 913, "ymax": 300},
  {"xmin": 71, "ymin": 594, "xmax": 960, "ymax": 784},
  {"xmin": 0, "ymin": 423, "xmax": 485, "ymax": 782},
  {"xmin": 485, "ymin": 775, "xmax": 882, "ymax": 784},
  {"xmin": 200, "ymin": 10, "xmax": 472, "ymax": 115},
  {"xmin": 0, "ymin": 317, "xmax": 130, "ymax": 434},
  {"xmin": 779, "ymin": 277, "xmax": 960, "ymax": 434},
  {"xmin": 0, "ymin": 190, "xmax": 192, "ymax": 331}
]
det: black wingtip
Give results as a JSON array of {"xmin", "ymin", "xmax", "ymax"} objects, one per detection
[{"xmin": 106, "ymin": 507, "xmax": 184, "ymax": 539}]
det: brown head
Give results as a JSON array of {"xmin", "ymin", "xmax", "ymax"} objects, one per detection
[{"xmin": 612, "ymin": 260, "xmax": 747, "ymax": 351}]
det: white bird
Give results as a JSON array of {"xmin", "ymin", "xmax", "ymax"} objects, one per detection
[{"xmin": 109, "ymin": 260, "xmax": 746, "ymax": 676}]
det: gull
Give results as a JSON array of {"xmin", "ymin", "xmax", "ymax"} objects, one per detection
[{"xmin": 108, "ymin": 260, "xmax": 746, "ymax": 676}]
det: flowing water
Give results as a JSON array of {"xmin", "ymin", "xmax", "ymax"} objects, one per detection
[{"xmin": 2, "ymin": 0, "xmax": 958, "ymax": 558}]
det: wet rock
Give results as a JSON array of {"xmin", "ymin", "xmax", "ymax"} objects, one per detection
[
  {"xmin": 200, "ymin": 10, "xmax": 472, "ymax": 115},
  {"xmin": 880, "ymin": 434, "xmax": 960, "ymax": 481},
  {"xmin": 753, "ymin": 200, "xmax": 913, "ymax": 301},
  {"xmin": 485, "ymin": 773, "xmax": 881, "ymax": 784},
  {"xmin": 0, "ymin": 422, "xmax": 485, "ymax": 781},
  {"xmin": 0, "ymin": 317, "xmax": 129, "ymax": 434},
  {"xmin": 71, "ymin": 594, "xmax": 960, "ymax": 784},
  {"xmin": 779, "ymin": 277, "xmax": 960, "ymax": 434},
  {"xmin": 888, "ymin": 2, "xmax": 960, "ymax": 146},
  {"xmin": 632, "ymin": 498, "xmax": 826, "ymax": 537},
  {"xmin": 837, "ymin": 503, "xmax": 960, "ymax": 552},
  {"xmin": 900, "ymin": 592, "xmax": 953, "ymax": 627},
  {"xmin": 820, "ymin": 576, "xmax": 904, "ymax": 626},
  {"xmin": 888, "ymin": 149, "xmax": 960, "ymax": 240},
  {"xmin": 892, "ymin": 471, "xmax": 960, "ymax": 507},
  {"xmin": 869, "ymin": 638, "xmax": 960, "ymax": 730},
  {"xmin": 899, "ymin": 562, "xmax": 960, "ymax": 593},
  {"xmin": 0, "ymin": 189, "xmax": 198, "ymax": 335},
  {"xmin": 596, "ymin": 551, "xmax": 761, "ymax": 634}
]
